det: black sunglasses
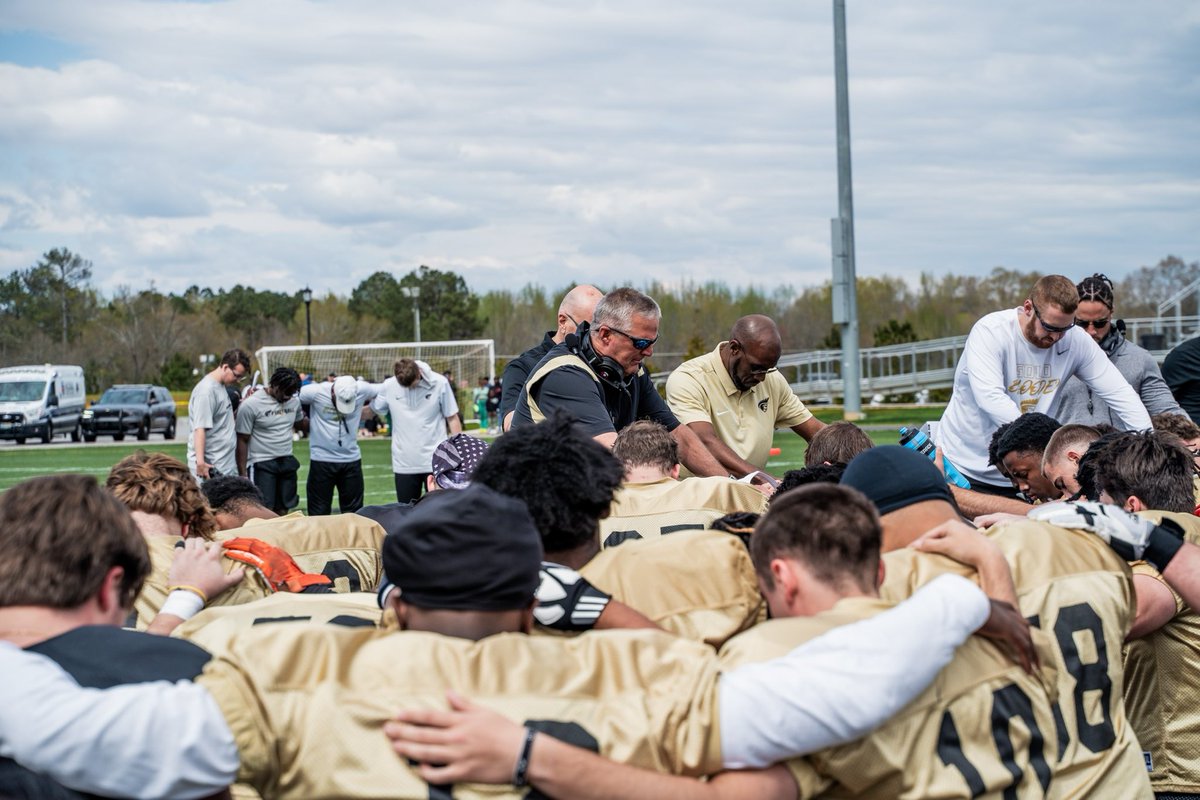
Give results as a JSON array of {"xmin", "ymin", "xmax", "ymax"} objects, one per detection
[
  {"xmin": 1075, "ymin": 317, "xmax": 1110, "ymax": 331},
  {"xmin": 605, "ymin": 326, "xmax": 658, "ymax": 351},
  {"xmin": 1031, "ymin": 302, "xmax": 1073, "ymax": 334}
]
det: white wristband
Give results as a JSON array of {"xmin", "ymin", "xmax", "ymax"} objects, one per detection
[{"xmin": 159, "ymin": 590, "xmax": 206, "ymax": 621}]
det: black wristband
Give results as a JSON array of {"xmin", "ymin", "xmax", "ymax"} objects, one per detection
[
  {"xmin": 1145, "ymin": 519, "xmax": 1187, "ymax": 572},
  {"xmin": 512, "ymin": 726, "xmax": 537, "ymax": 788}
]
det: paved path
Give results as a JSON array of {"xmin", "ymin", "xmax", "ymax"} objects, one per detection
[{"xmin": 0, "ymin": 418, "xmax": 192, "ymax": 450}]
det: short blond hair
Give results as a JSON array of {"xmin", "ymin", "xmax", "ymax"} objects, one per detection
[{"xmin": 1042, "ymin": 424, "xmax": 1101, "ymax": 469}]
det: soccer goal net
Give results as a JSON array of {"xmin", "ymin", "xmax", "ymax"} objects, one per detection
[{"xmin": 255, "ymin": 340, "xmax": 496, "ymax": 386}]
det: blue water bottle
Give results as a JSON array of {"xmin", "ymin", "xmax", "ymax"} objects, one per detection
[{"xmin": 898, "ymin": 426, "xmax": 971, "ymax": 489}]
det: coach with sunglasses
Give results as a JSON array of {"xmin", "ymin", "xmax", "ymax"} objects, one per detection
[
  {"xmin": 513, "ymin": 287, "xmax": 727, "ymax": 478},
  {"xmin": 937, "ymin": 274, "xmax": 1150, "ymax": 506},
  {"xmin": 666, "ymin": 314, "xmax": 825, "ymax": 483},
  {"xmin": 1057, "ymin": 273, "xmax": 1184, "ymax": 427}
]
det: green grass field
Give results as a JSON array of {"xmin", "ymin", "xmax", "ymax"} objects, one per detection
[{"xmin": 0, "ymin": 405, "xmax": 943, "ymax": 507}]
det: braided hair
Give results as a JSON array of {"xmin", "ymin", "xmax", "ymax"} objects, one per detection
[
  {"xmin": 1076, "ymin": 273, "xmax": 1114, "ymax": 310},
  {"xmin": 269, "ymin": 367, "xmax": 302, "ymax": 397}
]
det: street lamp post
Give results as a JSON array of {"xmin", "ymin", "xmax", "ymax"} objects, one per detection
[
  {"xmin": 831, "ymin": 0, "xmax": 861, "ymax": 420},
  {"xmin": 401, "ymin": 286, "xmax": 421, "ymax": 342},
  {"xmin": 301, "ymin": 286, "xmax": 313, "ymax": 346}
]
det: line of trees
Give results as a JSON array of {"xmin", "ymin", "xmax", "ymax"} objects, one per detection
[{"xmin": 0, "ymin": 249, "xmax": 1193, "ymax": 391}]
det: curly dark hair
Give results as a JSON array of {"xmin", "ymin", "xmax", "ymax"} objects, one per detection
[
  {"xmin": 472, "ymin": 414, "xmax": 624, "ymax": 553},
  {"xmin": 709, "ymin": 511, "xmax": 760, "ymax": 550},
  {"xmin": 200, "ymin": 474, "xmax": 266, "ymax": 514},
  {"xmin": 774, "ymin": 463, "xmax": 846, "ymax": 503},
  {"xmin": 987, "ymin": 421, "xmax": 1014, "ymax": 470},
  {"xmin": 995, "ymin": 413, "xmax": 1062, "ymax": 464}
]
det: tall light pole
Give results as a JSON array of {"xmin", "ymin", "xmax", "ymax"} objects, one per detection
[
  {"xmin": 401, "ymin": 286, "xmax": 421, "ymax": 342},
  {"xmin": 831, "ymin": 0, "xmax": 861, "ymax": 420},
  {"xmin": 301, "ymin": 286, "xmax": 313, "ymax": 346}
]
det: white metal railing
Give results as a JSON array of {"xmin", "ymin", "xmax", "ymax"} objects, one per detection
[{"xmin": 651, "ymin": 315, "xmax": 1200, "ymax": 401}]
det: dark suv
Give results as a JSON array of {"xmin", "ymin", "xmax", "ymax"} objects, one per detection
[{"xmin": 82, "ymin": 384, "xmax": 177, "ymax": 441}]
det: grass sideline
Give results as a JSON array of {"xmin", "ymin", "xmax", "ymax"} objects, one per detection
[{"xmin": 0, "ymin": 407, "xmax": 940, "ymax": 508}]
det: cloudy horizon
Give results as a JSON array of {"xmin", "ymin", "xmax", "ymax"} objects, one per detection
[{"xmin": 1, "ymin": 1, "xmax": 1196, "ymax": 299}]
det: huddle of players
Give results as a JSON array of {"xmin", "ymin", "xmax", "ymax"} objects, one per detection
[
  {"xmin": 5, "ymin": 288, "xmax": 1200, "ymax": 797},
  {"xmin": 3, "ymin": 406, "xmax": 1197, "ymax": 799},
  {"xmin": 2, "ymin": 418, "xmax": 1007, "ymax": 800}
]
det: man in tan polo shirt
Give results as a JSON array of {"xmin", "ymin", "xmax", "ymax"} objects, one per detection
[
  {"xmin": 666, "ymin": 314, "xmax": 824, "ymax": 480},
  {"xmin": 600, "ymin": 420, "xmax": 769, "ymax": 548}
]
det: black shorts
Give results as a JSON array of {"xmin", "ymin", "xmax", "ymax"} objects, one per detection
[{"xmin": 249, "ymin": 455, "xmax": 301, "ymax": 512}]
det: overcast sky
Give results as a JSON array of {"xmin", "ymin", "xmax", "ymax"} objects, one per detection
[{"xmin": 0, "ymin": 1, "xmax": 1196, "ymax": 299}]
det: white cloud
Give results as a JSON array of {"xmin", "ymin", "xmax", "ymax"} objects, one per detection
[{"xmin": 0, "ymin": 0, "xmax": 1195, "ymax": 298}]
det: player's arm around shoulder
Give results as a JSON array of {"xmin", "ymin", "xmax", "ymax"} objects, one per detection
[{"xmin": 1128, "ymin": 566, "xmax": 1183, "ymax": 640}]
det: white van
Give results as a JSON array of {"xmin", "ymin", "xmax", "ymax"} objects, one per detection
[{"xmin": 0, "ymin": 365, "xmax": 87, "ymax": 444}]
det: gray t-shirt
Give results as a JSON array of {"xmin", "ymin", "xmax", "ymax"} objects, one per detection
[
  {"xmin": 299, "ymin": 380, "xmax": 380, "ymax": 463},
  {"xmin": 187, "ymin": 375, "xmax": 236, "ymax": 477},
  {"xmin": 235, "ymin": 390, "xmax": 302, "ymax": 466}
]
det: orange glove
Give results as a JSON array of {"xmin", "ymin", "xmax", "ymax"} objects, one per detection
[{"xmin": 221, "ymin": 537, "xmax": 333, "ymax": 593}]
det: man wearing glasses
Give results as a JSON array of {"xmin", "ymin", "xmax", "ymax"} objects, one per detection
[
  {"xmin": 937, "ymin": 275, "xmax": 1150, "ymax": 505},
  {"xmin": 187, "ymin": 348, "xmax": 251, "ymax": 481},
  {"xmin": 1056, "ymin": 273, "xmax": 1183, "ymax": 427},
  {"xmin": 513, "ymin": 287, "xmax": 727, "ymax": 477},
  {"xmin": 666, "ymin": 314, "xmax": 825, "ymax": 484}
]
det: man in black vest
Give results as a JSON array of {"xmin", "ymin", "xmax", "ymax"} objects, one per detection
[{"xmin": 512, "ymin": 286, "xmax": 726, "ymax": 478}]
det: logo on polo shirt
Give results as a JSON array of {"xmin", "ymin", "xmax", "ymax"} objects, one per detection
[{"xmin": 758, "ymin": 398, "xmax": 769, "ymax": 412}]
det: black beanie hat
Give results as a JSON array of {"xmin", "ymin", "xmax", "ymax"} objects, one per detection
[
  {"xmin": 840, "ymin": 445, "xmax": 954, "ymax": 515},
  {"xmin": 381, "ymin": 483, "xmax": 543, "ymax": 611}
]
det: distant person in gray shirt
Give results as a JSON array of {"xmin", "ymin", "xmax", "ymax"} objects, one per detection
[
  {"xmin": 298, "ymin": 375, "xmax": 380, "ymax": 515},
  {"xmin": 187, "ymin": 348, "xmax": 250, "ymax": 481},
  {"xmin": 236, "ymin": 367, "xmax": 304, "ymax": 514}
]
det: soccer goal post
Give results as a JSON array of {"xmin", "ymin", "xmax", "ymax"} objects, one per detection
[{"xmin": 255, "ymin": 340, "xmax": 496, "ymax": 386}]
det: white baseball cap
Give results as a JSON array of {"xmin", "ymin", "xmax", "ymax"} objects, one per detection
[{"xmin": 333, "ymin": 375, "xmax": 358, "ymax": 415}]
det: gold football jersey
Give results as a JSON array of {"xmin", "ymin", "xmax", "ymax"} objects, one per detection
[
  {"xmin": 880, "ymin": 521, "xmax": 1152, "ymax": 799},
  {"xmin": 175, "ymin": 592, "xmax": 384, "ymax": 657},
  {"xmin": 720, "ymin": 597, "xmax": 1060, "ymax": 799},
  {"xmin": 217, "ymin": 513, "xmax": 386, "ymax": 593},
  {"xmin": 1123, "ymin": 510, "xmax": 1200, "ymax": 793},
  {"xmin": 599, "ymin": 477, "xmax": 768, "ymax": 548},
  {"xmin": 580, "ymin": 529, "xmax": 766, "ymax": 647},
  {"xmin": 198, "ymin": 626, "xmax": 723, "ymax": 799},
  {"xmin": 132, "ymin": 535, "xmax": 273, "ymax": 630},
  {"xmin": 134, "ymin": 514, "xmax": 386, "ymax": 629}
]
